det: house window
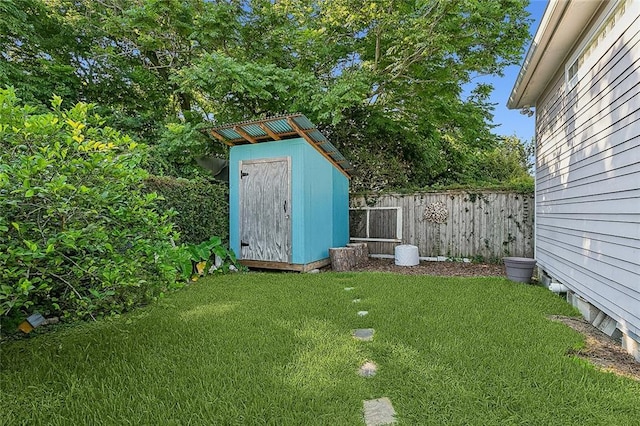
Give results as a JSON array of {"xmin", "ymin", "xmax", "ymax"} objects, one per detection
[
  {"xmin": 566, "ymin": 59, "xmax": 579, "ymax": 90},
  {"xmin": 565, "ymin": 0, "xmax": 628, "ymax": 90}
]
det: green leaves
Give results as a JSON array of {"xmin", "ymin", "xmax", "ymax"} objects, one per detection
[
  {"xmin": 1, "ymin": 0, "xmax": 533, "ymax": 192},
  {"xmin": 143, "ymin": 176, "xmax": 228, "ymax": 245},
  {"xmin": 0, "ymin": 88, "xmax": 180, "ymax": 325},
  {"xmin": 173, "ymin": 236, "xmax": 243, "ymax": 282},
  {"xmin": 175, "ymin": 52, "xmax": 317, "ymax": 122}
]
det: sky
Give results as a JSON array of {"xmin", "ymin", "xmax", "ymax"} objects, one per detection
[{"xmin": 471, "ymin": 0, "xmax": 548, "ymax": 142}]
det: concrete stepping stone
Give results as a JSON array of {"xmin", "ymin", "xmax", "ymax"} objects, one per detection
[
  {"xmin": 344, "ymin": 287, "xmax": 355, "ymax": 291},
  {"xmin": 363, "ymin": 397, "xmax": 396, "ymax": 425},
  {"xmin": 357, "ymin": 311, "xmax": 369, "ymax": 317},
  {"xmin": 352, "ymin": 328, "xmax": 374, "ymax": 341},
  {"xmin": 358, "ymin": 361, "xmax": 377, "ymax": 377},
  {"xmin": 352, "ymin": 298, "xmax": 361, "ymax": 303}
]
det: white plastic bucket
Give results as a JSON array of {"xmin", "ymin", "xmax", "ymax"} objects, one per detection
[{"xmin": 395, "ymin": 245, "xmax": 419, "ymax": 266}]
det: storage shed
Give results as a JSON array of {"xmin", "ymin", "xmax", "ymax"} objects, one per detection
[{"xmin": 205, "ymin": 114, "xmax": 353, "ymax": 271}]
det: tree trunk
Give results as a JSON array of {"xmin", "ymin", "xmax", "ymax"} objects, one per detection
[
  {"xmin": 329, "ymin": 247, "xmax": 356, "ymax": 272},
  {"xmin": 347, "ymin": 243, "xmax": 369, "ymax": 265}
]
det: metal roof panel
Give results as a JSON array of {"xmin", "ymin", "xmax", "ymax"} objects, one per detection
[{"xmin": 203, "ymin": 114, "xmax": 353, "ymax": 177}]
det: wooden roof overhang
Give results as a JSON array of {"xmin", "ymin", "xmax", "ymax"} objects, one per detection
[{"xmin": 202, "ymin": 114, "xmax": 353, "ymax": 178}]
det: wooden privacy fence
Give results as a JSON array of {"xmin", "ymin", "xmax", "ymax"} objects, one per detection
[{"xmin": 350, "ymin": 191, "xmax": 534, "ymax": 261}]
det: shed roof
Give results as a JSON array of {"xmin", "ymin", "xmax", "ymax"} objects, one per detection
[{"xmin": 203, "ymin": 114, "xmax": 353, "ymax": 178}]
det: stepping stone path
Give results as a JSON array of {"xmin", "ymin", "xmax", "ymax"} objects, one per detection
[
  {"xmin": 358, "ymin": 361, "xmax": 377, "ymax": 377},
  {"xmin": 352, "ymin": 328, "xmax": 375, "ymax": 341},
  {"xmin": 343, "ymin": 287, "xmax": 396, "ymax": 424},
  {"xmin": 363, "ymin": 398, "xmax": 397, "ymax": 425}
]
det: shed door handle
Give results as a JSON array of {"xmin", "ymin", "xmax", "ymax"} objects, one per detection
[{"xmin": 284, "ymin": 200, "xmax": 287, "ymax": 213}]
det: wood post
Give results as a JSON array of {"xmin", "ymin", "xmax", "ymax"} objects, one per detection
[
  {"xmin": 347, "ymin": 243, "xmax": 369, "ymax": 265},
  {"xmin": 329, "ymin": 247, "xmax": 356, "ymax": 272}
]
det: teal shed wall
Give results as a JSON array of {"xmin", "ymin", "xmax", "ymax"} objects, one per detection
[
  {"xmin": 229, "ymin": 138, "xmax": 349, "ymax": 266},
  {"xmin": 332, "ymin": 166, "xmax": 350, "ymax": 248}
]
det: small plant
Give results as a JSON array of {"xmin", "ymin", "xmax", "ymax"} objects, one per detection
[{"xmin": 174, "ymin": 236, "xmax": 244, "ymax": 282}]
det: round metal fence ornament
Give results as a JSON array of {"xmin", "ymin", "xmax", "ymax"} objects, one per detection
[{"xmin": 424, "ymin": 201, "xmax": 448, "ymax": 223}]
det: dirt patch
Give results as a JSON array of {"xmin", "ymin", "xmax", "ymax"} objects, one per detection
[
  {"xmin": 549, "ymin": 315, "xmax": 640, "ymax": 381},
  {"xmin": 351, "ymin": 257, "xmax": 505, "ymax": 277}
]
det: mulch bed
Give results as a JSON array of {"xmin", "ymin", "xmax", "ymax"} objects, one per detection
[
  {"xmin": 549, "ymin": 315, "xmax": 640, "ymax": 381},
  {"xmin": 351, "ymin": 258, "xmax": 506, "ymax": 277}
]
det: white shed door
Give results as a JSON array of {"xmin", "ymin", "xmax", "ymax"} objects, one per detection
[{"xmin": 239, "ymin": 158, "xmax": 291, "ymax": 263}]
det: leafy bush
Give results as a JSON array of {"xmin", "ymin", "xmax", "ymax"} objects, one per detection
[
  {"xmin": 471, "ymin": 135, "xmax": 534, "ymax": 185},
  {"xmin": 142, "ymin": 122, "xmax": 221, "ymax": 179},
  {"xmin": 0, "ymin": 89, "xmax": 180, "ymax": 324},
  {"xmin": 144, "ymin": 175, "xmax": 229, "ymax": 245}
]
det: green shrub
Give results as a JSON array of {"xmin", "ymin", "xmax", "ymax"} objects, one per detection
[
  {"xmin": 144, "ymin": 175, "xmax": 229, "ymax": 245},
  {"xmin": 0, "ymin": 89, "xmax": 180, "ymax": 325}
]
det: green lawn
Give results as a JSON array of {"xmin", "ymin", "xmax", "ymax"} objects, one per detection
[{"xmin": 2, "ymin": 273, "xmax": 639, "ymax": 425}]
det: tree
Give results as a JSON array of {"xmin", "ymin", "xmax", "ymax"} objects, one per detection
[
  {"xmin": 0, "ymin": 0, "xmax": 82, "ymax": 106},
  {"xmin": 187, "ymin": 0, "xmax": 532, "ymax": 188},
  {"xmin": 2, "ymin": 0, "xmax": 533, "ymax": 188},
  {"xmin": 473, "ymin": 135, "xmax": 534, "ymax": 183}
]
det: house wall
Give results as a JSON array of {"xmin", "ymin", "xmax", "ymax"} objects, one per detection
[
  {"xmin": 534, "ymin": 1, "xmax": 640, "ymax": 344},
  {"xmin": 229, "ymin": 138, "xmax": 349, "ymax": 266}
]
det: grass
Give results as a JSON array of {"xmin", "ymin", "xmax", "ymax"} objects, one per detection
[{"xmin": 2, "ymin": 272, "xmax": 639, "ymax": 425}]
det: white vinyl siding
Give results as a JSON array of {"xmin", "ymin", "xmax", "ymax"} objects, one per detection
[
  {"xmin": 564, "ymin": 0, "xmax": 630, "ymax": 91},
  {"xmin": 535, "ymin": 1, "xmax": 640, "ymax": 337}
]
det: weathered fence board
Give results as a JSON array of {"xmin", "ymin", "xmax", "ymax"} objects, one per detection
[{"xmin": 350, "ymin": 191, "xmax": 534, "ymax": 261}]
